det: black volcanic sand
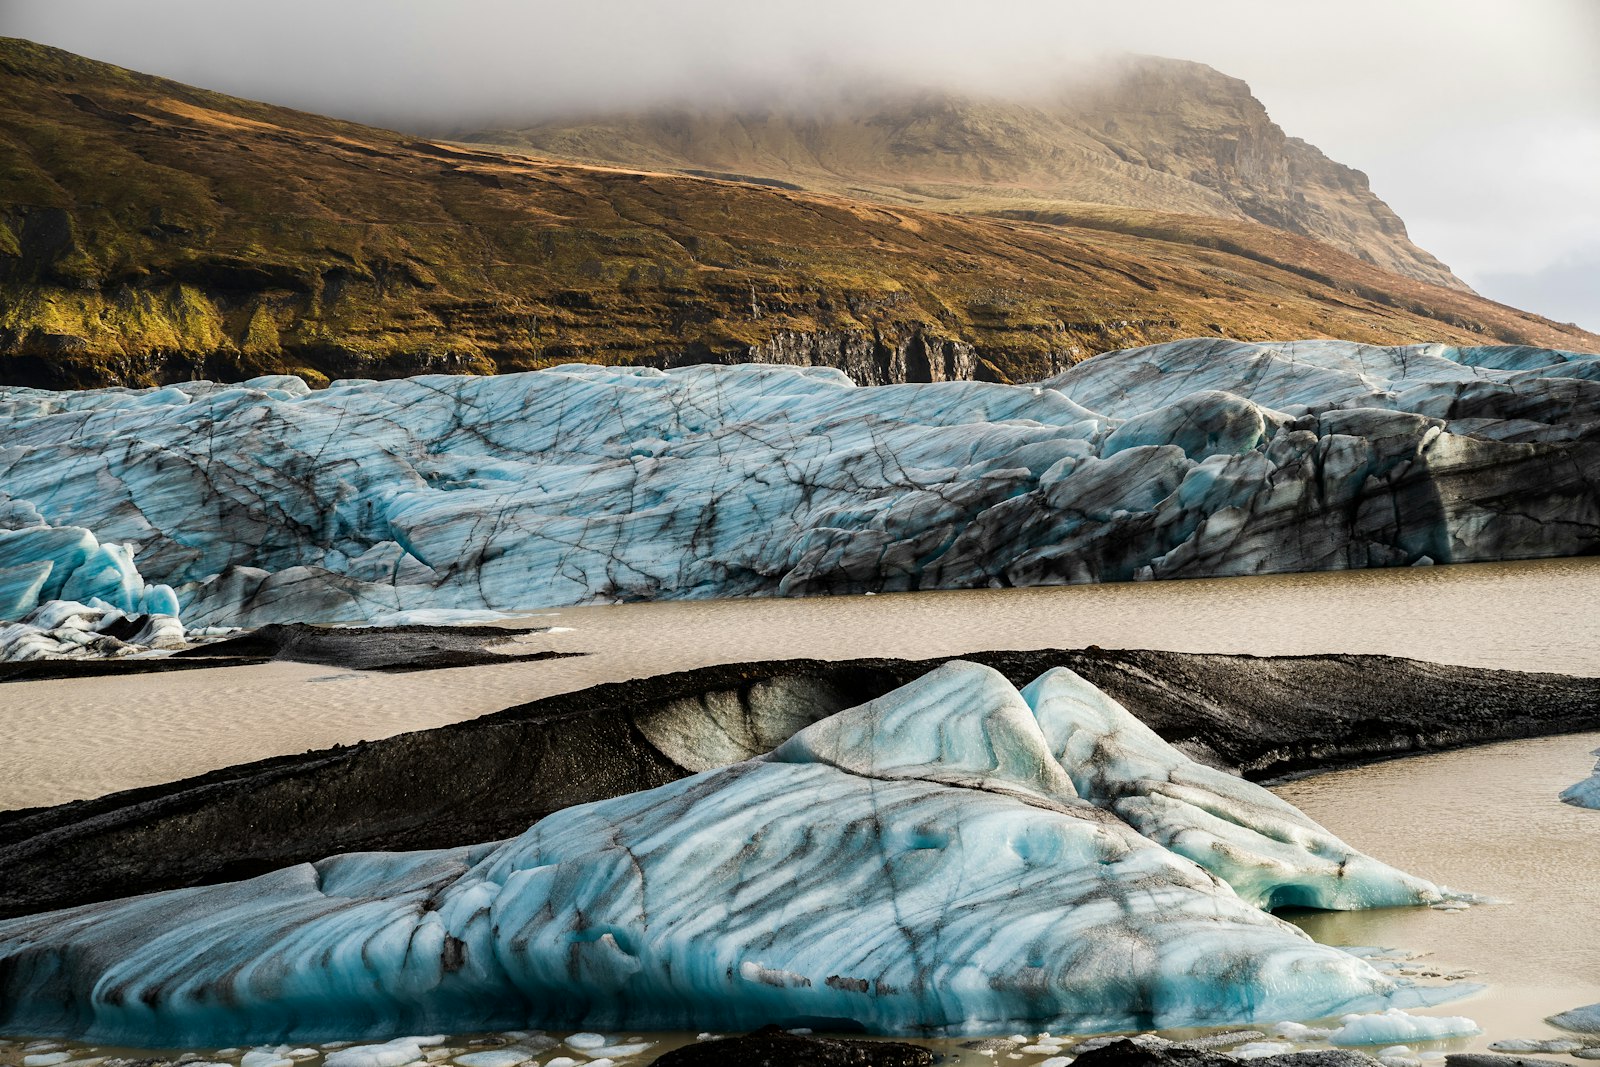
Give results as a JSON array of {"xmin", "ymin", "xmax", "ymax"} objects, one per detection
[
  {"xmin": 0, "ymin": 622, "xmax": 578, "ymax": 682},
  {"xmin": 2, "ymin": 647, "xmax": 1597, "ymax": 918}
]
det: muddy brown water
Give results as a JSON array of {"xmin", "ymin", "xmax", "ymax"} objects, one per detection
[{"xmin": 5, "ymin": 556, "xmax": 1600, "ymax": 812}]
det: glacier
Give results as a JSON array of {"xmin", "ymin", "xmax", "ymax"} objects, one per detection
[
  {"xmin": 0, "ymin": 338, "xmax": 1596, "ymax": 640},
  {"xmin": 0, "ymin": 662, "xmax": 1461, "ymax": 1044}
]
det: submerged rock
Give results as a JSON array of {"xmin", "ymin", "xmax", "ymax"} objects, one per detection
[
  {"xmin": 0, "ymin": 663, "xmax": 1455, "ymax": 1044},
  {"xmin": 1070, "ymin": 1039, "xmax": 1376, "ymax": 1067},
  {"xmin": 652, "ymin": 1026, "xmax": 932, "ymax": 1067},
  {"xmin": 1, "ymin": 339, "xmax": 1598, "ymax": 647}
]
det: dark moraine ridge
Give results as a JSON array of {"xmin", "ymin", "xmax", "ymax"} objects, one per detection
[
  {"xmin": 2, "ymin": 647, "xmax": 1597, "ymax": 919},
  {"xmin": 0, "ymin": 622, "xmax": 577, "ymax": 682}
]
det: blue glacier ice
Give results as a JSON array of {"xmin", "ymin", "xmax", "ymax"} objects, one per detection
[
  {"xmin": 1560, "ymin": 749, "xmax": 1600, "ymax": 809},
  {"xmin": 0, "ymin": 524, "xmax": 184, "ymax": 660},
  {"xmin": 0, "ymin": 338, "xmax": 1596, "ymax": 645},
  {"xmin": 0, "ymin": 662, "xmax": 1462, "ymax": 1044}
]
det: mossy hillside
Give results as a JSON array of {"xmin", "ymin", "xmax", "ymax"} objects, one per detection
[{"xmin": 1, "ymin": 36, "xmax": 1595, "ymax": 389}]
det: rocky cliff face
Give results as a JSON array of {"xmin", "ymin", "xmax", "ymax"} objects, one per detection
[
  {"xmin": 1058, "ymin": 58, "xmax": 1465, "ymax": 289},
  {"xmin": 472, "ymin": 55, "xmax": 1467, "ymax": 292}
]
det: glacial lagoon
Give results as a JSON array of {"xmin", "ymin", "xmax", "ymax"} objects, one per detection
[{"xmin": 5, "ymin": 555, "xmax": 1599, "ymax": 812}]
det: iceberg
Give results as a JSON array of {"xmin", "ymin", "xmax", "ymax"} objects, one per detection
[
  {"xmin": 1, "ymin": 339, "xmax": 1596, "ymax": 642},
  {"xmin": 1560, "ymin": 750, "xmax": 1600, "ymax": 809},
  {"xmin": 0, "ymin": 662, "xmax": 1456, "ymax": 1045},
  {"xmin": 0, "ymin": 598, "xmax": 185, "ymax": 662}
]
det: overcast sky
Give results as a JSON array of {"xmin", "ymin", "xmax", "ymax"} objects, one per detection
[{"xmin": 5, "ymin": 0, "xmax": 1597, "ymax": 331}]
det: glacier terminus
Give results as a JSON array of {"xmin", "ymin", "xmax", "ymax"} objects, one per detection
[{"xmin": 1, "ymin": 338, "xmax": 1597, "ymax": 656}]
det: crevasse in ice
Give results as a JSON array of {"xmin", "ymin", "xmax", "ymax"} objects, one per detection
[{"xmin": 0, "ymin": 662, "xmax": 1460, "ymax": 1044}]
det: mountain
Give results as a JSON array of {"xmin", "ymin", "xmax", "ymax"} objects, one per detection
[
  {"xmin": 465, "ymin": 56, "xmax": 1467, "ymax": 291},
  {"xmin": 1, "ymin": 37, "xmax": 1594, "ymax": 390}
]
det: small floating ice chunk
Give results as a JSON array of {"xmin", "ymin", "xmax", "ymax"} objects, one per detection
[
  {"xmin": 584, "ymin": 1045, "xmax": 652, "ymax": 1059},
  {"xmin": 25, "ymin": 1055, "xmax": 73, "ymax": 1066},
  {"xmin": 1560, "ymin": 750, "xmax": 1600, "ymax": 810},
  {"xmin": 1329, "ymin": 1010, "xmax": 1481, "ymax": 1046},
  {"xmin": 1378, "ymin": 1054, "xmax": 1422, "ymax": 1067},
  {"xmin": 1232, "ymin": 1043, "xmax": 1295, "ymax": 1060},
  {"xmin": 1039, "ymin": 1058, "xmax": 1074, "ymax": 1067},
  {"xmin": 241, "ymin": 1051, "xmax": 294, "ymax": 1067},
  {"xmin": 564, "ymin": 1035, "xmax": 608, "ymax": 1052},
  {"xmin": 324, "ymin": 1041, "xmax": 426, "ymax": 1067},
  {"xmin": 453, "ymin": 1052, "xmax": 534, "ymax": 1067},
  {"xmin": 545, "ymin": 1058, "xmax": 583, "ymax": 1067}
]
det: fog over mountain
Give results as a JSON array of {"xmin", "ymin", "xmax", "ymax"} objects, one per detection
[{"xmin": 4, "ymin": 0, "xmax": 1596, "ymax": 331}]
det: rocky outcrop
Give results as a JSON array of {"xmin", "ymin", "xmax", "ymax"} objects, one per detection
[
  {"xmin": 2, "ymin": 646, "xmax": 1595, "ymax": 919},
  {"xmin": 1058, "ymin": 58, "xmax": 1465, "ymax": 290},
  {"xmin": 646, "ymin": 329, "xmax": 994, "ymax": 385}
]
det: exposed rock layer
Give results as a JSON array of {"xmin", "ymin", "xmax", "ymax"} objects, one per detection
[{"xmin": 2, "ymin": 647, "xmax": 1594, "ymax": 919}]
